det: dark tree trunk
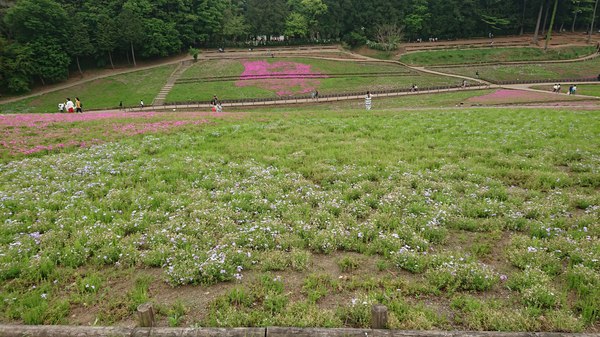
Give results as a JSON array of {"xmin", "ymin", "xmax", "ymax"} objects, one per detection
[
  {"xmin": 533, "ymin": 0, "xmax": 544, "ymax": 43},
  {"xmin": 131, "ymin": 41, "xmax": 137, "ymax": 67},
  {"xmin": 76, "ymin": 56, "xmax": 83, "ymax": 76},
  {"xmin": 544, "ymin": 0, "xmax": 559, "ymax": 50},
  {"xmin": 589, "ymin": 0, "xmax": 599, "ymax": 43},
  {"xmin": 542, "ymin": 0, "xmax": 550, "ymax": 34},
  {"xmin": 520, "ymin": 0, "xmax": 528, "ymax": 35},
  {"xmin": 108, "ymin": 51, "xmax": 114, "ymax": 69}
]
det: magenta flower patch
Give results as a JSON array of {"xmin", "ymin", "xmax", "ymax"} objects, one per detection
[
  {"xmin": 0, "ymin": 111, "xmax": 214, "ymax": 157},
  {"xmin": 236, "ymin": 60, "xmax": 326, "ymax": 96},
  {"xmin": 467, "ymin": 89, "xmax": 581, "ymax": 104}
]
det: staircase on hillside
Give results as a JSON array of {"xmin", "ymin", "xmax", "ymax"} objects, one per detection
[{"xmin": 152, "ymin": 60, "xmax": 194, "ymax": 106}]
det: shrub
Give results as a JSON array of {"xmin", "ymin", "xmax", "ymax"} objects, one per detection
[{"xmin": 427, "ymin": 260, "xmax": 498, "ymax": 291}]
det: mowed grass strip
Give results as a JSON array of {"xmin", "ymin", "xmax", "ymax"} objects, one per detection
[
  {"xmin": 0, "ymin": 65, "xmax": 177, "ymax": 114},
  {"xmin": 435, "ymin": 57, "xmax": 600, "ymax": 82},
  {"xmin": 400, "ymin": 46, "xmax": 596, "ymax": 66},
  {"xmin": 0, "ymin": 108, "xmax": 598, "ymax": 330}
]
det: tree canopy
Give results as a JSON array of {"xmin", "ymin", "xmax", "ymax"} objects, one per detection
[{"xmin": 0, "ymin": 0, "xmax": 598, "ymax": 94}]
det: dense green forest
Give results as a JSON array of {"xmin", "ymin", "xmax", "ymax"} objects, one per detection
[{"xmin": 0, "ymin": 0, "xmax": 598, "ymax": 94}]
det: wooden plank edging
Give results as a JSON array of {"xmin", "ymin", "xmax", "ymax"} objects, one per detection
[
  {"xmin": 0, "ymin": 326, "xmax": 599, "ymax": 337},
  {"xmin": 266, "ymin": 328, "xmax": 600, "ymax": 337},
  {"xmin": 0, "ymin": 325, "xmax": 264, "ymax": 337}
]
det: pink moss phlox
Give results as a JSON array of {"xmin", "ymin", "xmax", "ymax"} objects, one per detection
[
  {"xmin": 2, "ymin": 111, "xmax": 212, "ymax": 156},
  {"xmin": 236, "ymin": 60, "xmax": 326, "ymax": 96},
  {"xmin": 0, "ymin": 111, "xmax": 159, "ymax": 128},
  {"xmin": 112, "ymin": 120, "xmax": 207, "ymax": 135},
  {"xmin": 469, "ymin": 89, "xmax": 559, "ymax": 103}
]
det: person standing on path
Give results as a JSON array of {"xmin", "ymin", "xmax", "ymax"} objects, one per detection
[
  {"xmin": 140, "ymin": 100, "xmax": 144, "ymax": 109},
  {"xmin": 365, "ymin": 91, "xmax": 372, "ymax": 111},
  {"xmin": 119, "ymin": 101, "xmax": 123, "ymax": 110},
  {"xmin": 75, "ymin": 97, "xmax": 83, "ymax": 113},
  {"xmin": 65, "ymin": 98, "xmax": 74, "ymax": 113}
]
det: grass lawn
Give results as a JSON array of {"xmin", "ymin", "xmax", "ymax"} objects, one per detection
[
  {"xmin": 0, "ymin": 107, "xmax": 598, "ymax": 331},
  {"xmin": 227, "ymin": 90, "xmax": 496, "ymax": 112},
  {"xmin": 0, "ymin": 65, "xmax": 177, "ymax": 114},
  {"xmin": 566, "ymin": 84, "xmax": 600, "ymax": 97},
  {"xmin": 400, "ymin": 46, "xmax": 596, "ymax": 66},
  {"xmin": 434, "ymin": 57, "xmax": 600, "ymax": 82},
  {"xmin": 168, "ymin": 58, "xmax": 458, "ymax": 102}
]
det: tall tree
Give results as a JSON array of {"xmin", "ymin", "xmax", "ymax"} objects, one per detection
[
  {"xmin": 533, "ymin": 0, "xmax": 544, "ymax": 43},
  {"xmin": 221, "ymin": 0, "xmax": 249, "ymax": 42},
  {"xmin": 69, "ymin": 12, "xmax": 95, "ymax": 76},
  {"xmin": 116, "ymin": 2, "xmax": 146, "ymax": 66},
  {"xmin": 404, "ymin": 0, "xmax": 431, "ymax": 40},
  {"xmin": 589, "ymin": 0, "xmax": 599, "ymax": 42},
  {"xmin": 545, "ymin": 0, "xmax": 559, "ymax": 50},
  {"xmin": 141, "ymin": 18, "xmax": 181, "ymax": 57},
  {"xmin": 95, "ymin": 13, "xmax": 118, "ymax": 69},
  {"xmin": 285, "ymin": 12, "xmax": 309, "ymax": 38},
  {"xmin": 3, "ymin": 0, "xmax": 70, "ymax": 88},
  {"xmin": 520, "ymin": 0, "xmax": 528, "ymax": 35},
  {"xmin": 196, "ymin": 0, "xmax": 227, "ymax": 43},
  {"xmin": 287, "ymin": 0, "xmax": 328, "ymax": 39},
  {"xmin": 246, "ymin": 0, "xmax": 287, "ymax": 37}
]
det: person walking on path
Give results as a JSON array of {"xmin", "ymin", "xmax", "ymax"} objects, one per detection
[
  {"xmin": 365, "ymin": 91, "xmax": 372, "ymax": 111},
  {"xmin": 119, "ymin": 101, "xmax": 123, "ymax": 110},
  {"xmin": 75, "ymin": 97, "xmax": 83, "ymax": 113},
  {"xmin": 65, "ymin": 98, "xmax": 75, "ymax": 113},
  {"xmin": 140, "ymin": 100, "xmax": 144, "ymax": 109}
]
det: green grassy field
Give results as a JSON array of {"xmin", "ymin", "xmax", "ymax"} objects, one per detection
[
  {"xmin": 399, "ymin": 46, "xmax": 596, "ymax": 66},
  {"xmin": 167, "ymin": 58, "xmax": 459, "ymax": 102},
  {"xmin": 570, "ymin": 84, "xmax": 600, "ymax": 97},
  {"xmin": 0, "ymin": 65, "xmax": 177, "ymax": 114},
  {"xmin": 1, "ymin": 107, "xmax": 598, "ymax": 330},
  {"xmin": 435, "ymin": 57, "xmax": 600, "ymax": 82},
  {"xmin": 226, "ymin": 90, "xmax": 495, "ymax": 112}
]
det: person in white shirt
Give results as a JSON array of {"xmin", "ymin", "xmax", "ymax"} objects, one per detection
[
  {"xmin": 365, "ymin": 91, "xmax": 372, "ymax": 111},
  {"xmin": 65, "ymin": 98, "xmax": 75, "ymax": 113}
]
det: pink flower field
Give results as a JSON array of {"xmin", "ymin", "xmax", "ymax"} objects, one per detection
[
  {"xmin": 236, "ymin": 60, "xmax": 327, "ymax": 96},
  {"xmin": 0, "ymin": 111, "xmax": 224, "ymax": 158}
]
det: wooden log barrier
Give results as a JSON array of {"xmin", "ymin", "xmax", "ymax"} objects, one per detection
[
  {"xmin": 137, "ymin": 302, "xmax": 155, "ymax": 327},
  {"xmin": 266, "ymin": 328, "xmax": 600, "ymax": 337},
  {"xmin": 0, "ymin": 325, "xmax": 265, "ymax": 337},
  {"xmin": 2, "ymin": 325, "xmax": 600, "ymax": 337},
  {"xmin": 371, "ymin": 304, "xmax": 388, "ymax": 329}
]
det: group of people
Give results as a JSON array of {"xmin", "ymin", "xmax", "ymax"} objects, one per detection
[
  {"xmin": 58, "ymin": 97, "xmax": 83, "ymax": 113},
  {"xmin": 553, "ymin": 83, "xmax": 577, "ymax": 95},
  {"xmin": 415, "ymin": 37, "xmax": 439, "ymax": 43},
  {"xmin": 210, "ymin": 95, "xmax": 223, "ymax": 112}
]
